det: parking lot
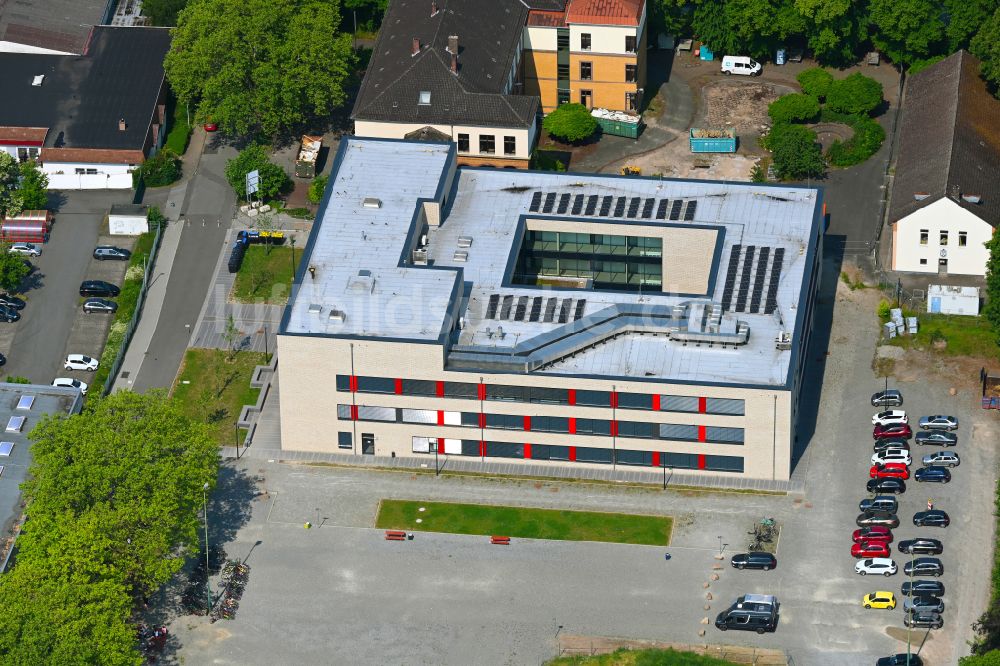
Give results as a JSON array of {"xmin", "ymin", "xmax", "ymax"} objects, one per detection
[{"xmin": 162, "ymin": 267, "xmax": 998, "ymax": 666}]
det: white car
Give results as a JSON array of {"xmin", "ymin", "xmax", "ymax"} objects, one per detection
[
  {"xmin": 872, "ymin": 410, "xmax": 908, "ymax": 426},
  {"xmin": 52, "ymin": 377, "xmax": 88, "ymax": 395},
  {"xmin": 9, "ymin": 243, "xmax": 40, "ymax": 257},
  {"xmin": 856, "ymin": 558, "xmax": 897, "ymax": 576},
  {"xmin": 64, "ymin": 354, "xmax": 98, "ymax": 372},
  {"xmin": 871, "ymin": 448, "xmax": 912, "ymax": 466}
]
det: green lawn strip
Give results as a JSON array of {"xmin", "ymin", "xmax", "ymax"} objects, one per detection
[
  {"xmin": 171, "ymin": 349, "xmax": 265, "ymax": 445},
  {"xmin": 231, "ymin": 245, "xmax": 300, "ymax": 304},
  {"xmin": 884, "ymin": 312, "xmax": 1000, "ymax": 360},
  {"xmin": 547, "ymin": 647, "xmax": 742, "ymax": 666},
  {"xmin": 375, "ymin": 500, "xmax": 671, "ymax": 546},
  {"xmin": 164, "ymin": 95, "xmax": 192, "ymax": 155}
]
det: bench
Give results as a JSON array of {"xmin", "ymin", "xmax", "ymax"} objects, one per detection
[
  {"xmin": 384, "ymin": 530, "xmax": 407, "ymax": 541},
  {"xmin": 490, "ymin": 535, "xmax": 511, "ymax": 545}
]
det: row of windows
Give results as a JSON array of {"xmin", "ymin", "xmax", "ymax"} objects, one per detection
[
  {"xmin": 337, "ymin": 405, "xmax": 745, "ymax": 444},
  {"xmin": 457, "ymin": 134, "xmax": 516, "ymax": 156},
  {"xmin": 919, "ymin": 229, "xmax": 968, "ymax": 247},
  {"xmin": 335, "ymin": 376, "xmax": 745, "ymax": 415},
  {"xmin": 575, "ymin": 62, "xmax": 638, "ymax": 83},
  {"xmin": 525, "ymin": 231, "xmax": 663, "ymax": 258},
  {"xmin": 575, "ymin": 33, "xmax": 638, "ymax": 53},
  {"xmin": 409, "ymin": 437, "xmax": 743, "ymax": 472}
]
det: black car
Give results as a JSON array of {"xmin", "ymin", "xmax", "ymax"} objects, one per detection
[
  {"xmin": 898, "ymin": 538, "xmax": 943, "ymax": 555},
  {"xmin": 0, "ymin": 305, "xmax": 20, "ymax": 322},
  {"xmin": 913, "ymin": 510, "xmax": 949, "ymax": 528},
  {"xmin": 914, "ymin": 466, "xmax": 951, "ymax": 483},
  {"xmin": 857, "ymin": 511, "xmax": 900, "ymax": 528},
  {"xmin": 79, "ymin": 280, "xmax": 120, "ymax": 297},
  {"xmin": 0, "ymin": 294, "xmax": 25, "ymax": 310},
  {"xmin": 871, "ymin": 389, "xmax": 903, "ymax": 407},
  {"xmin": 82, "ymin": 298, "xmax": 118, "ymax": 314},
  {"xmin": 876, "ymin": 655, "xmax": 923, "ymax": 666},
  {"xmin": 0, "ymin": 352, "xmax": 6, "ymax": 366},
  {"xmin": 867, "ymin": 477, "xmax": 906, "ymax": 494},
  {"xmin": 901, "ymin": 580, "xmax": 944, "ymax": 597},
  {"xmin": 874, "ymin": 438, "xmax": 910, "ymax": 453},
  {"xmin": 915, "ymin": 431, "xmax": 957, "ymax": 447},
  {"xmin": 904, "ymin": 611, "xmax": 943, "ymax": 629},
  {"xmin": 93, "ymin": 246, "xmax": 131, "ymax": 261},
  {"xmin": 730, "ymin": 552, "xmax": 777, "ymax": 571},
  {"xmin": 904, "ymin": 557, "xmax": 943, "ymax": 577}
]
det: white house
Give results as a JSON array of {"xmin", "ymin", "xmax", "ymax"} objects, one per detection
[{"xmin": 888, "ymin": 50, "xmax": 1000, "ymax": 277}]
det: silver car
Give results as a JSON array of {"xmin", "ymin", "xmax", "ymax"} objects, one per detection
[
  {"xmin": 919, "ymin": 415, "xmax": 958, "ymax": 431},
  {"xmin": 921, "ymin": 451, "xmax": 959, "ymax": 467},
  {"xmin": 903, "ymin": 596, "xmax": 944, "ymax": 614}
]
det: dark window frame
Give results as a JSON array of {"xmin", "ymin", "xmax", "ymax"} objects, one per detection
[
  {"xmin": 581, "ymin": 33, "xmax": 592, "ymax": 50},
  {"xmin": 457, "ymin": 133, "xmax": 470, "ymax": 153},
  {"xmin": 625, "ymin": 63, "xmax": 638, "ymax": 83},
  {"xmin": 580, "ymin": 61, "xmax": 592, "ymax": 81},
  {"xmin": 625, "ymin": 35, "xmax": 637, "ymax": 53},
  {"xmin": 479, "ymin": 135, "xmax": 496, "ymax": 155},
  {"xmin": 504, "ymin": 135, "xmax": 516, "ymax": 156}
]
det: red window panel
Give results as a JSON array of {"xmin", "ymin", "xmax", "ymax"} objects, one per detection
[
  {"xmin": 651, "ymin": 451, "xmax": 660, "ymax": 467},
  {"xmin": 436, "ymin": 381, "xmax": 445, "ymax": 397},
  {"xmin": 437, "ymin": 438, "xmax": 445, "ymax": 452},
  {"xmin": 651, "ymin": 394, "xmax": 661, "ymax": 411},
  {"xmin": 610, "ymin": 421, "xmax": 618, "ymax": 437},
  {"xmin": 523, "ymin": 443, "xmax": 532, "ymax": 459},
  {"xmin": 394, "ymin": 378, "xmax": 403, "ymax": 394},
  {"xmin": 479, "ymin": 413, "xmax": 486, "ymax": 429},
  {"xmin": 568, "ymin": 446, "xmax": 577, "ymax": 461},
  {"xmin": 479, "ymin": 441, "xmax": 487, "ymax": 457},
  {"xmin": 478, "ymin": 384, "xmax": 487, "ymax": 400},
  {"xmin": 697, "ymin": 454, "xmax": 706, "ymax": 470},
  {"xmin": 610, "ymin": 392, "xmax": 618, "ymax": 408},
  {"xmin": 568, "ymin": 417, "xmax": 576, "ymax": 434},
  {"xmin": 568, "ymin": 389, "xmax": 576, "ymax": 406},
  {"xmin": 437, "ymin": 410, "xmax": 445, "ymax": 426},
  {"xmin": 698, "ymin": 425, "xmax": 706, "ymax": 442},
  {"xmin": 349, "ymin": 375, "xmax": 358, "ymax": 392},
  {"xmin": 350, "ymin": 405, "xmax": 358, "ymax": 420},
  {"xmin": 698, "ymin": 397, "xmax": 707, "ymax": 413},
  {"xmin": 524, "ymin": 416, "xmax": 532, "ymax": 432}
]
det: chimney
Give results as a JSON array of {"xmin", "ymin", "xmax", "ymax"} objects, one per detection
[
  {"xmin": 451, "ymin": 52, "xmax": 458, "ymax": 74},
  {"xmin": 118, "ymin": 118, "xmax": 126, "ymax": 131},
  {"xmin": 447, "ymin": 34, "xmax": 459, "ymax": 55},
  {"xmin": 431, "ymin": 1, "xmax": 439, "ymax": 16},
  {"xmin": 412, "ymin": 38, "xmax": 420, "ymax": 56}
]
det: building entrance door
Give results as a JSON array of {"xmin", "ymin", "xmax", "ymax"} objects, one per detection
[{"xmin": 361, "ymin": 433, "xmax": 375, "ymax": 455}]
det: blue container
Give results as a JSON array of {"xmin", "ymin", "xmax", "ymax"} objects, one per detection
[
  {"xmin": 689, "ymin": 129, "xmax": 737, "ymax": 153},
  {"xmin": 699, "ymin": 46, "xmax": 714, "ymax": 61},
  {"xmin": 776, "ymin": 49, "xmax": 786, "ymax": 65}
]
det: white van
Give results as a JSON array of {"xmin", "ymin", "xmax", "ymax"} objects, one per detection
[{"xmin": 721, "ymin": 55, "xmax": 761, "ymax": 76}]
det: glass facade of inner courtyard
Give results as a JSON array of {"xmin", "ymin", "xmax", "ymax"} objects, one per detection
[{"xmin": 514, "ymin": 230, "xmax": 663, "ymax": 290}]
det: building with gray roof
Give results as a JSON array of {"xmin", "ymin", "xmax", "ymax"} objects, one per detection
[
  {"xmin": 0, "ymin": 0, "xmax": 116, "ymax": 55},
  {"xmin": 277, "ymin": 137, "xmax": 824, "ymax": 480}
]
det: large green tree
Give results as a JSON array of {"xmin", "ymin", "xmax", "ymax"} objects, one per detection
[
  {"xmin": 971, "ymin": 8, "xmax": 1000, "ymax": 91},
  {"xmin": 983, "ymin": 232, "xmax": 1000, "ymax": 343},
  {"xmin": 17, "ymin": 160, "xmax": 48, "ymax": 210},
  {"xmin": 825, "ymin": 73, "xmax": 883, "ymax": 115},
  {"xmin": 142, "ymin": 0, "xmax": 189, "ymax": 25},
  {"xmin": 165, "ymin": 0, "xmax": 355, "ymax": 138},
  {"xmin": 225, "ymin": 145, "xmax": 291, "ymax": 201},
  {"xmin": 765, "ymin": 123, "xmax": 825, "ymax": 180},
  {"xmin": 0, "ymin": 153, "xmax": 22, "ymax": 218},
  {"xmin": 794, "ymin": 0, "xmax": 868, "ymax": 66},
  {"xmin": 0, "ymin": 244, "xmax": 31, "ymax": 291},
  {"xmin": 945, "ymin": 0, "xmax": 994, "ymax": 52},
  {"xmin": 869, "ymin": 0, "xmax": 945, "ymax": 67},
  {"xmin": 543, "ymin": 103, "xmax": 598, "ymax": 143}
]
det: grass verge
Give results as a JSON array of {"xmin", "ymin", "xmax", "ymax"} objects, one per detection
[
  {"xmin": 375, "ymin": 499, "xmax": 672, "ymax": 546},
  {"xmin": 171, "ymin": 349, "xmax": 265, "ymax": 445},
  {"xmin": 164, "ymin": 95, "xmax": 192, "ymax": 155},
  {"xmin": 883, "ymin": 311, "xmax": 1000, "ymax": 360},
  {"xmin": 232, "ymin": 245, "xmax": 300, "ymax": 304},
  {"xmin": 547, "ymin": 648, "xmax": 742, "ymax": 666}
]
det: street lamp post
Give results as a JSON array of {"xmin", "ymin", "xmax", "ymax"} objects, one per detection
[
  {"xmin": 234, "ymin": 423, "xmax": 240, "ymax": 458},
  {"xmin": 202, "ymin": 482, "xmax": 211, "ymax": 615},
  {"xmin": 718, "ymin": 535, "xmax": 723, "ymax": 556}
]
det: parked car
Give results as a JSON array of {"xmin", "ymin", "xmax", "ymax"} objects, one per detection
[
  {"xmin": 720, "ymin": 55, "xmax": 762, "ymax": 76},
  {"xmin": 79, "ymin": 280, "xmax": 120, "ymax": 297},
  {"xmin": 904, "ymin": 611, "xmax": 943, "ymax": 629},
  {"xmin": 853, "ymin": 526, "xmax": 893, "ymax": 544},
  {"xmin": 903, "ymin": 558, "xmax": 943, "ymax": 577},
  {"xmin": 867, "ymin": 477, "xmax": 906, "ymax": 494},
  {"xmin": 877, "ymin": 655, "xmax": 923, "ymax": 666},
  {"xmin": 919, "ymin": 415, "xmax": 958, "ymax": 431},
  {"xmin": 857, "ymin": 511, "xmax": 900, "ymax": 528},
  {"xmin": 0, "ymin": 294, "xmax": 25, "ymax": 310},
  {"xmin": 859, "ymin": 496, "xmax": 898, "ymax": 514},
  {"xmin": 0, "ymin": 305, "xmax": 20, "ymax": 322},
  {"xmin": 862, "ymin": 591, "xmax": 896, "ymax": 610},
  {"xmin": 898, "ymin": 538, "xmax": 943, "ymax": 556},
  {"xmin": 51, "ymin": 377, "xmax": 88, "ymax": 395},
  {"xmin": 0, "ymin": 352, "xmax": 6, "ymax": 366},
  {"xmin": 64, "ymin": 354, "xmax": 98, "ymax": 371},
  {"xmin": 852, "ymin": 541, "xmax": 891, "ymax": 558},
  {"xmin": 82, "ymin": 298, "xmax": 118, "ymax": 314},
  {"xmin": 871, "ymin": 449, "xmax": 912, "ymax": 466},
  {"xmin": 874, "ymin": 423, "xmax": 912, "ymax": 439},
  {"xmin": 872, "ymin": 410, "xmax": 908, "ymax": 426},
  {"xmin": 9, "ymin": 243, "xmax": 40, "ymax": 256},
  {"xmin": 921, "ymin": 451, "xmax": 959, "ymax": 467},
  {"xmin": 915, "ymin": 431, "xmax": 957, "ymax": 447},
  {"xmin": 871, "ymin": 389, "xmax": 903, "ymax": 407},
  {"xmin": 714, "ymin": 607, "xmax": 776, "ymax": 634},
  {"xmin": 914, "ymin": 466, "xmax": 951, "ymax": 483},
  {"xmin": 870, "ymin": 463, "xmax": 909, "ymax": 480},
  {"xmin": 912, "ymin": 510, "xmax": 950, "ymax": 528},
  {"xmin": 856, "ymin": 558, "xmax": 897, "ymax": 576},
  {"xmin": 901, "ymin": 580, "xmax": 944, "ymax": 597},
  {"xmin": 903, "ymin": 596, "xmax": 944, "ymax": 614},
  {"xmin": 730, "ymin": 552, "xmax": 777, "ymax": 571},
  {"xmin": 874, "ymin": 438, "xmax": 910, "ymax": 453},
  {"xmin": 93, "ymin": 246, "xmax": 131, "ymax": 261}
]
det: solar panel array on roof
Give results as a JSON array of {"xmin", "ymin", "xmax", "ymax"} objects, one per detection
[
  {"xmin": 720, "ymin": 244, "xmax": 741, "ymax": 312},
  {"xmin": 749, "ymin": 246, "xmax": 770, "ymax": 313},
  {"xmin": 613, "ymin": 197, "xmax": 627, "ymax": 217},
  {"xmin": 642, "ymin": 198, "xmax": 655, "ymax": 218},
  {"xmin": 573, "ymin": 299, "xmax": 586, "ymax": 320},
  {"xmin": 557, "ymin": 299, "xmax": 573, "ymax": 323},
  {"xmin": 656, "ymin": 199, "xmax": 669, "ymax": 219},
  {"xmin": 585, "ymin": 195, "xmax": 598, "ymax": 215},
  {"xmin": 529, "ymin": 296, "xmax": 543, "ymax": 321},
  {"xmin": 542, "ymin": 192, "xmax": 557, "ymax": 213},
  {"xmin": 543, "ymin": 297, "xmax": 558, "ymax": 322},
  {"xmin": 529, "ymin": 191, "xmax": 542, "ymax": 212},
  {"xmin": 734, "ymin": 246, "xmax": 755, "ymax": 312},
  {"xmin": 599, "ymin": 196, "xmax": 613, "ymax": 216},
  {"xmin": 669, "ymin": 200, "xmax": 683, "ymax": 220},
  {"xmin": 485, "ymin": 293, "xmax": 500, "ymax": 319},
  {"xmin": 499, "ymin": 294, "xmax": 514, "ymax": 319},
  {"xmin": 765, "ymin": 248, "xmax": 785, "ymax": 314},
  {"xmin": 683, "ymin": 200, "xmax": 697, "ymax": 221},
  {"xmin": 571, "ymin": 194, "xmax": 584, "ymax": 215},
  {"xmin": 557, "ymin": 193, "xmax": 570, "ymax": 214},
  {"xmin": 626, "ymin": 197, "xmax": 640, "ymax": 218},
  {"xmin": 514, "ymin": 295, "xmax": 529, "ymax": 321}
]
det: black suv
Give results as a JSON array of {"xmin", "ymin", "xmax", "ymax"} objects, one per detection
[
  {"xmin": 877, "ymin": 655, "xmax": 923, "ymax": 666},
  {"xmin": 874, "ymin": 438, "xmax": 910, "ymax": 453},
  {"xmin": 0, "ymin": 305, "xmax": 20, "ymax": 322},
  {"xmin": 914, "ymin": 466, "xmax": 951, "ymax": 483},
  {"xmin": 901, "ymin": 580, "xmax": 944, "ymax": 597},
  {"xmin": 913, "ymin": 510, "xmax": 949, "ymax": 528},
  {"xmin": 0, "ymin": 294, "xmax": 25, "ymax": 310},
  {"xmin": 79, "ymin": 280, "xmax": 120, "ymax": 297},
  {"xmin": 730, "ymin": 552, "xmax": 777, "ymax": 571},
  {"xmin": 904, "ymin": 611, "xmax": 943, "ymax": 629},
  {"xmin": 904, "ymin": 557, "xmax": 943, "ymax": 577},
  {"xmin": 898, "ymin": 538, "xmax": 943, "ymax": 556},
  {"xmin": 867, "ymin": 477, "xmax": 906, "ymax": 494}
]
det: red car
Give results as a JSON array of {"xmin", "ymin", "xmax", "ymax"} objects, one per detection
[
  {"xmin": 851, "ymin": 540, "xmax": 891, "ymax": 558},
  {"xmin": 203, "ymin": 117, "xmax": 218, "ymax": 132},
  {"xmin": 873, "ymin": 423, "xmax": 913, "ymax": 439},
  {"xmin": 853, "ymin": 526, "xmax": 893, "ymax": 544},
  {"xmin": 870, "ymin": 463, "xmax": 910, "ymax": 480}
]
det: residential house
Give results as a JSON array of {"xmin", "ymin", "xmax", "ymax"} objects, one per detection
[{"xmin": 888, "ymin": 51, "xmax": 1000, "ymax": 276}]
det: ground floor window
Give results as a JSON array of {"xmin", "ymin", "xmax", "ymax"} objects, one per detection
[{"xmin": 338, "ymin": 432, "xmax": 352, "ymax": 449}]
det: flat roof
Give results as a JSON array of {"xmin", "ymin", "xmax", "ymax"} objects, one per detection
[
  {"xmin": 282, "ymin": 137, "xmax": 823, "ymax": 388},
  {"xmin": 0, "ymin": 0, "xmax": 112, "ymax": 55}
]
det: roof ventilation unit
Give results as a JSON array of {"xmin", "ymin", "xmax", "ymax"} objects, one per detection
[
  {"xmin": 961, "ymin": 194, "xmax": 982, "ymax": 204},
  {"xmin": 362, "ymin": 197, "xmax": 382, "ymax": 209},
  {"xmin": 412, "ymin": 249, "xmax": 428, "ymax": 265},
  {"xmin": 308, "ymin": 303, "xmax": 322, "ymax": 314},
  {"xmin": 453, "ymin": 250, "xmax": 468, "ymax": 262},
  {"xmin": 457, "ymin": 236, "xmax": 473, "ymax": 248},
  {"xmin": 329, "ymin": 309, "xmax": 347, "ymax": 322},
  {"xmin": 31, "ymin": 75, "xmax": 44, "ymax": 87}
]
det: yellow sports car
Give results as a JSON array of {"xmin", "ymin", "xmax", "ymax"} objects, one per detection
[{"xmin": 863, "ymin": 591, "xmax": 896, "ymax": 609}]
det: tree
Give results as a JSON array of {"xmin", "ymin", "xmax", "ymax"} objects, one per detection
[
  {"xmin": 945, "ymin": 0, "xmax": 994, "ymax": 52},
  {"xmin": 869, "ymin": 0, "xmax": 945, "ymax": 68},
  {"xmin": 971, "ymin": 8, "xmax": 1000, "ymax": 92},
  {"xmin": 307, "ymin": 174, "xmax": 328, "ymax": 205},
  {"xmin": 225, "ymin": 145, "xmax": 290, "ymax": 201},
  {"xmin": 543, "ymin": 103, "xmax": 598, "ymax": 143},
  {"xmin": 0, "ymin": 153, "xmax": 22, "ymax": 218},
  {"xmin": 0, "ymin": 245, "xmax": 32, "ymax": 292},
  {"xmin": 825, "ymin": 73, "xmax": 883, "ymax": 115},
  {"xmin": 342, "ymin": 0, "xmax": 388, "ymax": 32},
  {"xmin": 961, "ymin": 650, "xmax": 1000, "ymax": 666},
  {"xmin": 138, "ymin": 150, "xmax": 181, "ymax": 187},
  {"xmin": 223, "ymin": 313, "xmax": 242, "ymax": 359},
  {"xmin": 141, "ymin": 0, "xmax": 189, "ymax": 25},
  {"xmin": 795, "ymin": 0, "xmax": 869, "ymax": 66},
  {"xmin": 17, "ymin": 160, "xmax": 48, "ymax": 210},
  {"xmin": 165, "ymin": 0, "xmax": 355, "ymax": 138},
  {"xmin": 764, "ymin": 123, "xmax": 825, "ymax": 180},
  {"xmin": 796, "ymin": 67, "xmax": 834, "ymax": 99},
  {"xmin": 767, "ymin": 93, "xmax": 820, "ymax": 124},
  {"xmin": 983, "ymin": 232, "xmax": 1000, "ymax": 343}
]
